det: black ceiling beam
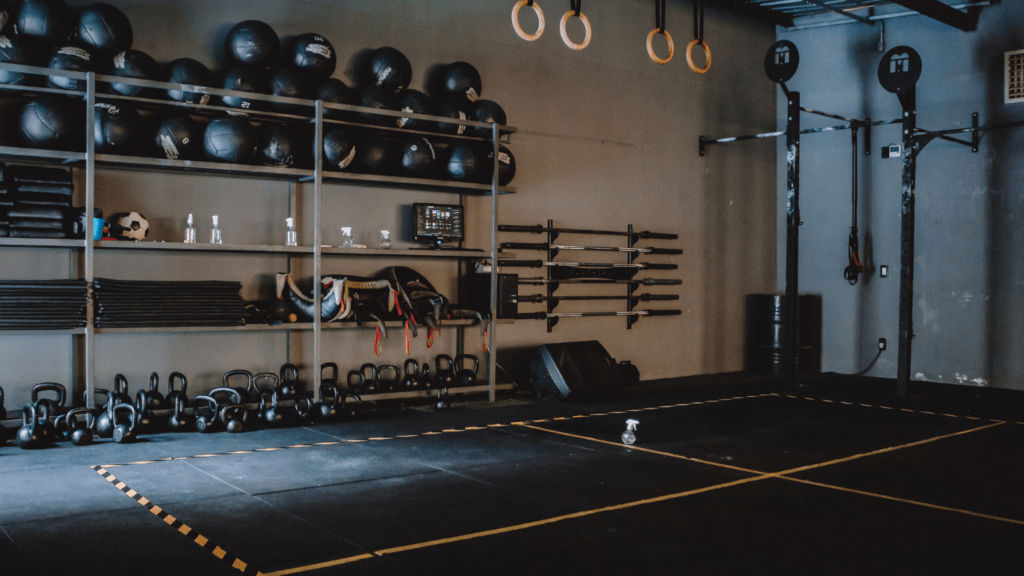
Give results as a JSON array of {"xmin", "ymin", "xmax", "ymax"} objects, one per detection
[
  {"xmin": 891, "ymin": 0, "xmax": 979, "ymax": 31},
  {"xmin": 802, "ymin": 0, "xmax": 874, "ymax": 25},
  {"xmin": 712, "ymin": 1, "xmax": 796, "ymax": 28}
]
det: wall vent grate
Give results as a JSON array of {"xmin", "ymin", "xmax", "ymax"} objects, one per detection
[{"xmin": 1007, "ymin": 50, "xmax": 1024, "ymax": 104}]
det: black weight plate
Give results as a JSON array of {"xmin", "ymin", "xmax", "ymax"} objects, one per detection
[
  {"xmin": 878, "ymin": 46, "xmax": 921, "ymax": 94},
  {"xmin": 765, "ymin": 40, "xmax": 798, "ymax": 84}
]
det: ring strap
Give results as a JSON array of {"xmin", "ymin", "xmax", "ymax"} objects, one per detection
[
  {"xmin": 656, "ymin": 0, "xmax": 665, "ymax": 33},
  {"xmin": 693, "ymin": 0, "xmax": 704, "ymax": 44},
  {"xmin": 571, "ymin": 0, "xmax": 581, "ymax": 17}
]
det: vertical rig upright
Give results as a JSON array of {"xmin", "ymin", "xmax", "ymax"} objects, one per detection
[
  {"xmin": 784, "ymin": 93, "xmax": 801, "ymax": 387},
  {"xmin": 896, "ymin": 89, "xmax": 916, "ymax": 396}
]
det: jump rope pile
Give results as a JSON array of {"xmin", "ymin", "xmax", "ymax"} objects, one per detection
[{"xmin": 0, "ymin": 1, "xmax": 516, "ymax": 186}]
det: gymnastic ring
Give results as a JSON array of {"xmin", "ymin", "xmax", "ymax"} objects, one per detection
[
  {"xmin": 560, "ymin": 10, "xmax": 591, "ymax": 51},
  {"xmin": 686, "ymin": 39, "xmax": 711, "ymax": 74},
  {"xmin": 512, "ymin": 0, "xmax": 545, "ymax": 41},
  {"xmin": 646, "ymin": 28, "xmax": 674, "ymax": 65}
]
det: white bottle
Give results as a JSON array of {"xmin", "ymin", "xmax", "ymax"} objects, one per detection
[
  {"xmin": 211, "ymin": 215, "xmax": 222, "ymax": 244},
  {"xmin": 184, "ymin": 214, "xmax": 196, "ymax": 244},
  {"xmin": 379, "ymin": 229, "xmax": 392, "ymax": 249},
  {"xmin": 340, "ymin": 226, "xmax": 354, "ymax": 248},
  {"xmin": 286, "ymin": 217, "xmax": 298, "ymax": 247}
]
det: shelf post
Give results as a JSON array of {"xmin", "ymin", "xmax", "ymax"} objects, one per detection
[
  {"xmin": 488, "ymin": 122, "xmax": 499, "ymax": 402},
  {"xmin": 84, "ymin": 71, "xmax": 96, "ymax": 408},
  {"xmin": 313, "ymin": 101, "xmax": 324, "ymax": 402},
  {"xmin": 896, "ymin": 89, "xmax": 917, "ymax": 397},
  {"xmin": 783, "ymin": 92, "xmax": 801, "ymax": 387}
]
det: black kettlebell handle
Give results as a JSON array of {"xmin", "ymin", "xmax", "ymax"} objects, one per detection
[
  {"xmin": 347, "ymin": 370, "xmax": 364, "ymax": 392},
  {"xmin": 0, "ymin": 385, "xmax": 5, "ymax": 420},
  {"xmin": 66, "ymin": 408, "xmax": 94, "ymax": 433},
  {"xmin": 223, "ymin": 404, "xmax": 248, "ymax": 424},
  {"xmin": 280, "ymin": 363, "xmax": 299, "ymax": 385},
  {"xmin": 21, "ymin": 404, "xmax": 40, "ymax": 428},
  {"xmin": 378, "ymin": 365, "xmax": 400, "ymax": 385},
  {"xmin": 293, "ymin": 397, "xmax": 312, "ymax": 418},
  {"xmin": 359, "ymin": 363, "xmax": 377, "ymax": 389},
  {"xmin": 259, "ymin": 388, "xmax": 281, "ymax": 412},
  {"xmin": 436, "ymin": 354, "xmax": 454, "ymax": 372},
  {"xmin": 455, "ymin": 354, "xmax": 480, "ymax": 373},
  {"xmin": 321, "ymin": 362, "xmax": 338, "ymax": 385},
  {"xmin": 112, "ymin": 403, "xmax": 137, "ymax": 431},
  {"xmin": 253, "ymin": 372, "xmax": 280, "ymax": 393},
  {"xmin": 319, "ymin": 383, "xmax": 341, "ymax": 408},
  {"xmin": 210, "ymin": 387, "xmax": 243, "ymax": 405},
  {"xmin": 168, "ymin": 372, "xmax": 188, "ymax": 395},
  {"xmin": 193, "ymin": 395, "xmax": 219, "ymax": 418},
  {"xmin": 404, "ymin": 359, "xmax": 419, "ymax": 376},
  {"xmin": 115, "ymin": 374, "xmax": 128, "ymax": 396},
  {"xmin": 135, "ymin": 389, "xmax": 150, "ymax": 411},
  {"xmin": 149, "ymin": 372, "xmax": 160, "ymax": 393},
  {"xmin": 31, "ymin": 382, "xmax": 67, "ymax": 408},
  {"xmin": 223, "ymin": 369, "xmax": 254, "ymax": 391}
]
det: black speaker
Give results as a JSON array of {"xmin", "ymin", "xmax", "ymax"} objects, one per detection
[
  {"xmin": 465, "ymin": 272, "xmax": 517, "ymax": 319},
  {"xmin": 530, "ymin": 340, "xmax": 630, "ymax": 401}
]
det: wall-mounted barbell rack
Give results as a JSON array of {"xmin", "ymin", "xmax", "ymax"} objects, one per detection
[
  {"xmin": 701, "ymin": 41, "xmax": 1024, "ymax": 394},
  {"xmin": 498, "ymin": 221, "xmax": 682, "ymax": 330}
]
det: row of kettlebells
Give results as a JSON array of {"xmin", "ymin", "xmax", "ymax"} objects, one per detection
[{"xmin": 344, "ymin": 354, "xmax": 481, "ymax": 394}]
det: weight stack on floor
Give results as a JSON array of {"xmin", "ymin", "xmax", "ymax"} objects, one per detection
[
  {"xmin": 744, "ymin": 294, "xmax": 822, "ymax": 375},
  {"xmin": 93, "ymin": 278, "xmax": 247, "ymax": 328},
  {"xmin": 0, "ymin": 280, "xmax": 89, "ymax": 330},
  {"xmin": 2, "ymin": 164, "xmax": 75, "ymax": 239},
  {"xmin": 529, "ymin": 340, "xmax": 635, "ymax": 402}
]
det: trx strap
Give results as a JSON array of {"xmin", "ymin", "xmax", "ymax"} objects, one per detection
[{"xmin": 845, "ymin": 127, "xmax": 865, "ymax": 285}]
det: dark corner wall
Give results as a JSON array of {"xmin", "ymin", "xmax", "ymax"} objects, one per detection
[
  {"xmin": 0, "ymin": 0, "xmax": 777, "ymax": 409},
  {"xmin": 776, "ymin": 3, "xmax": 1024, "ymax": 390}
]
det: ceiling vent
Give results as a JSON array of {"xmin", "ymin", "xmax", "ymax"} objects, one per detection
[{"xmin": 1007, "ymin": 50, "xmax": 1024, "ymax": 104}]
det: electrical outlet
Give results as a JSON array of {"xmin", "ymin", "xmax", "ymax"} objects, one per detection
[
  {"xmin": 880, "ymin": 265, "xmax": 888, "ymax": 278},
  {"xmin": 879, "ymin": 338, "xmax": 887, "ymax": 350}
]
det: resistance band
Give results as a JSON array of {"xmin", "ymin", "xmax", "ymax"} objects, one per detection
[{"xmin": 845, "ymin": 128, "xmax": 864, "ymax": 285}]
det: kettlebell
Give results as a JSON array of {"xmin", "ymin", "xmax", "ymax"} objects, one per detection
[
  {"xmin": 146, "ymin": 373, "xmax": 165, "ymax": 411},
  {"xmin": 359, "ymin": 363, "xmax": 377, "ymax": 392},
  {"xmin": 29, "ymin": 382, "xmax": 67, "ymax": 418},
  {"xmin": 455, "ymin": 354, "xmax": 479, "ymax": 388},
  {"xmin": 17, "ymin": 404, "xmax": 45, "ymax": 449},
  {"xmin": 377, "ymin": 365, "xmax": 400, "ymax": 393},
  {"xmin": 316, "ymin": 383, "xmax": 341, "ymax": 421},
  {"xmin": 95, "ymin": 390, "xmax": 117, "ymax": 438},
  {"xmin": 259, "ymin": 389, "xmax": 285, "ymax": 427},
  {"xmin": 210, "ymin": 387, "xmax": 244, "ymax": 427},
  {"xmin": 435, "ymin": 386, "xmax": 451, "ymax": 411},
  {"xmin": 193, "ymin": 395, "xmax": 219, "ymax": 433},
  {"xmin": 67, "ymin": 408, "xmax": 96, "ymax": 446},
  {"xmin": 166, "ymin": 372, "xmax": 189, "ymax": 408},
  {"xmin": 435, "ymin": 354, "xmax": 455, "ymax": 388},
  {"xmin": 279, "ymin": 363, "xmax": 302, "ymax": 399},
  {"xmin": 347, "ymin": 369, "xmax": 365, "ymax": 393},
  {"xmin": 291, "ymin": 396, "xmax": 312, "ymax": 424},
  {"xmin": 344, "ymin": 393, "xmax": 362, "ymax": 418},
  {"xmin": 112, "ymin": 403, "xmax": 138, "ymax": 444},
  {"xmin": 167, "ymin": 397, "xmax": 195, "ymax": 432},
  {"xmin": 223, "ymin": 405, "xmax": 248, "ymax": 433},
  {"xmin": 223, "ymin": 370, "xmax": 255, "ymax": 403},
  {"xmin": 253, "ymin": 372, "xmax": 280, "ymax": 400},
  {"xmin": 135, "ymin": 389, "xmax": 157, "ymax": 433},
  {"xmin": 419, "ymin": 363, "xmax": 432, "ymax": 389},
  {"xmin": 401, "ymin": 359, "xmax": 419, "ymax": 390},
  {"xmin": 112, "ymin": 374, "xmax": 131, "ymax": 405}
]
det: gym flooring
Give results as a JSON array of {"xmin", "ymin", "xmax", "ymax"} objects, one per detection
[{"xmin": 2, "ymin": 374, "xmax": 1022, "ymax": 575}]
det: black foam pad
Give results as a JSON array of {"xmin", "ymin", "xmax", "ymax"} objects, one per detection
[
  {"xmin": 7, "ymin": 206, "xmax": 65, "ymax": 219},
  {"xmin": 12, "ymin": 192, "xmax": 72, "ymax": 205},
  {"xmin": 10, "ymin": 217, "xmax": 65, "ymax": 229},
  {"xmin": 9, "ymin": 228, "xmax": 67, "ymax": 238},
  {"xmin": 8, "ymin": 165, "xmax": 72, "ymax": 184}
]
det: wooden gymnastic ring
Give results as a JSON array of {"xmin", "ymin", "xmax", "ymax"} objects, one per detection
[
  {"xmin": 686, "ymin": 39, "xmax": 710, "ymax": 74},
  {"xmin": 560, "ymin": 10, "xmax": 591, "ymax": 51},
  {"xmin": 647, "ymin": 28, "xmax": 674, "ymax": 65},
  {"xmin": 512, "ymin": 0, "xmax": 545, "ymax": 41}
]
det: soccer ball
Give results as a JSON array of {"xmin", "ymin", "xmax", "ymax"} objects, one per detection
[{"xmin": 107, "ymin": 212, "xmax": 149, "ymax": 241}]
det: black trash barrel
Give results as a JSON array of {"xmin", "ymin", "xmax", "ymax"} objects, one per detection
[{"xmin": 745, "ymin": 294, "xmax": 821, "ymax": 375}]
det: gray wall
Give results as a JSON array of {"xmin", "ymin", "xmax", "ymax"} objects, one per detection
[
  {"xmin": 1, "ymin": 0, "xmax": 777, "ymax": 408},
  {"xmin": 776, "ymin": 3, "xmax": 1024, "ymax": 389}
]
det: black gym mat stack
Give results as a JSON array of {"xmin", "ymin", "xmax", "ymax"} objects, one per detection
[
  {"xmin": 92, "ymin": 278, "xmax": 247, "ymax": 328},
  {"xmin": 0, "ymin": 164, "xmax": 75, "ymax": 239},
  {"xmin": 0, "ymin": 280, "xmax": 89, "ymax": 330}
]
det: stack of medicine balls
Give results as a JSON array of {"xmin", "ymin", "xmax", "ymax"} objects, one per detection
[{"xmin": 0, "ymin": 1, "xmax": 514, "ymax": 185}]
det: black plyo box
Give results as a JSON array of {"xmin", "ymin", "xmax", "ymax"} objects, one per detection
[{"xmin": 465, "ymin": 273, "xmax": 518, "ymax": 319}]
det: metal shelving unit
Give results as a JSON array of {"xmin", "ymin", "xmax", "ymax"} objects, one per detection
[{"xmin": 0, "ymin": 62, "xmax": 515, "ymax": 410}]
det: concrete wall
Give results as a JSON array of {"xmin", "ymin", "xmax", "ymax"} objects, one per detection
[
  {"xmin": 776, "ymin": 3, "xmax": 1024, "ymax": 389},
  {"xmin": 1, "ymin": 0, "xmax": 777, "ymax": 408}
]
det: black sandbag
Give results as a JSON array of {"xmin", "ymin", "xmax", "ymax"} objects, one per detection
[
  {"xmin": 8, "ymin": 229, "xmax": 69, "ymax": 238},
  {"xmin": 10, "ymin": 219, "xmax": 66, "ymax": 229},
  {"xmin": 8, "ymin": 165, "xmax": 73, "ymax": 184},
  {"xmin": 12, "ymin": 192, "xmax": 73, "ymax": 205},
  {"xmin": 11, "ymin": 183, "xmax": 75, "ymax": 195},
  {"xmin": 7, "ymin": 206, "xmax": 66, "ymax": 219}
]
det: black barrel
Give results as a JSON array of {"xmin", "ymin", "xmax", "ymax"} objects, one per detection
[{"xmin": 744, "ymin": 294, "xmax": 821, "ymax": 375}]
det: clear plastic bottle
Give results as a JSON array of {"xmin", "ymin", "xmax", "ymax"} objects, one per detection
[
  {"xmin": 286, "ymin": 217, "xmax": 298, "ymax": 247},
  {"xmin": 184, "ymin": 213, "xmax": 196, "ymax": 244},
  {"xmin": 621, "ymin": 419, "xmax": 639, "ymax": 445},
  {"xmin": 340, "ymin": 226, "xmax": 355, "ymax": 248},
  {"xmin": 379, "ymin": 229, "xmax": 392, "ymax": 249},
  {"xmin": 210, "ymin": 215, "xmax": 222, "ymax": 244}
]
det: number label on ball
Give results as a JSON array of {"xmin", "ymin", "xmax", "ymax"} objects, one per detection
[
  {"xmin": 307, "ymin": 44, "xmax": 332, "ymax": 59},
  {"xmin": 466, "ymin": 87, "xmax": 479, "ymax": 102},
  {"xmin": 0, "ymin": 36, "xmax": 12, "ymax": 49},
  {"xmin": 58, "ymin": 46, "xmax": 91, "ymax": 61},
  {"xmin": 159, "ymin": 135, "xmax": 180, "ymax": 159},
  {"xmin": 113, "ymin": 52, "xmax": 127, "ymax": 69},
  {"xmin": 338, "ymin": 147, "xmax": 356, "ymax": 169},
  {"xmin": 0, "ymin": 11, "xmax": 8, "ymax": 32}
]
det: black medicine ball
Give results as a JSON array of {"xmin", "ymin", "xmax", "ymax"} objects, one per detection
[
  {"xmin": 76, "ymin": 3, "xmax": 133, "ymax": 55},
  {"xmin": 221, "ymin": 65, "xmax": 268, "ymax": 110},
  {"xmin": 165, "ymin": 58, "xmax": 212, "ymax": 104},
  {"xmin": 395, "ymin": 89, "xmax": 432, "ymax": 130},
  {"xmin": 13, "ymin": 0, "xmax": 73, "ymax": 45},
  {"xmin": 288, "ymin": 33, "xmax": 335, "ymax": 77},
  {"xmin": 357, "ymin": 84, "xmax": 397, "ymax": 126},
  {"xmin": 434, "ymin": 98, "xmax": 469, "ymax": 135},
  {"xmin": 323, "ymin": 126, "xmax": 357, "ymax": 171},
  {"xmin": 224, "ymin": 20, "xmax": 279, "ymax": 69},
  {"xmin": 366, "ymin": 46, "xmax": 411, "ymax": 93},
  {"xmin": 353, "ymin": 131, "xmax": 393, "ymax": 175},
  {"xmin": 255, "ymin": 122, "xmax": 297, "ymax": 167},
  {"xmin": 480, "ymin": 144, "xmax": 516, "ymax": 186},
  {"xmin": 154, "ymin": 113, "xmax": 202, "ymax": 160},
  {"xmin": 442, "ymin": 143, "xmax": 480, "ymax": 181},
  {"xmin": 108, "ymin": 49, "xmax": 157, "ymax": 96},
  {"xmin": 94, "ymin": 102, "xmax": 141, "ymax": 154},
  {"xmin": 0, "ymin": 34, "xmax": 43, "ymax": 85},
  {"xmin": 19, "ymin": 95, "xmax": 78, "ymax": 150},
  {"xmin": 317, "ymin": 77, "xmax": 355, "ymax": 119},
  {"xmin": 48, "ymin": 43, "xmax": 95, "ymax": 91},
  {"xmin": 439, "ymin": 61, "xmax": 481, "ymax": 102},
  {"xmin": 470, "ymin": 99, "xmax": 506, "ymax": 138},
  {"xmin": 396, "ymin": 135, "xmax": 437, "ymax": 177},
  {"xmin": 203, "ymin": 115, "xmax": 257, "ymax": 164},
  {"xmin": 268, "ymin": 65, "xmax": 312, "ymax": 112}
]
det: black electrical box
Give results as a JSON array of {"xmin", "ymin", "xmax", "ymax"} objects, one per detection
[{"xmin": 465, "ymin": 273, "xmax": 518, "ymax": 318}]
